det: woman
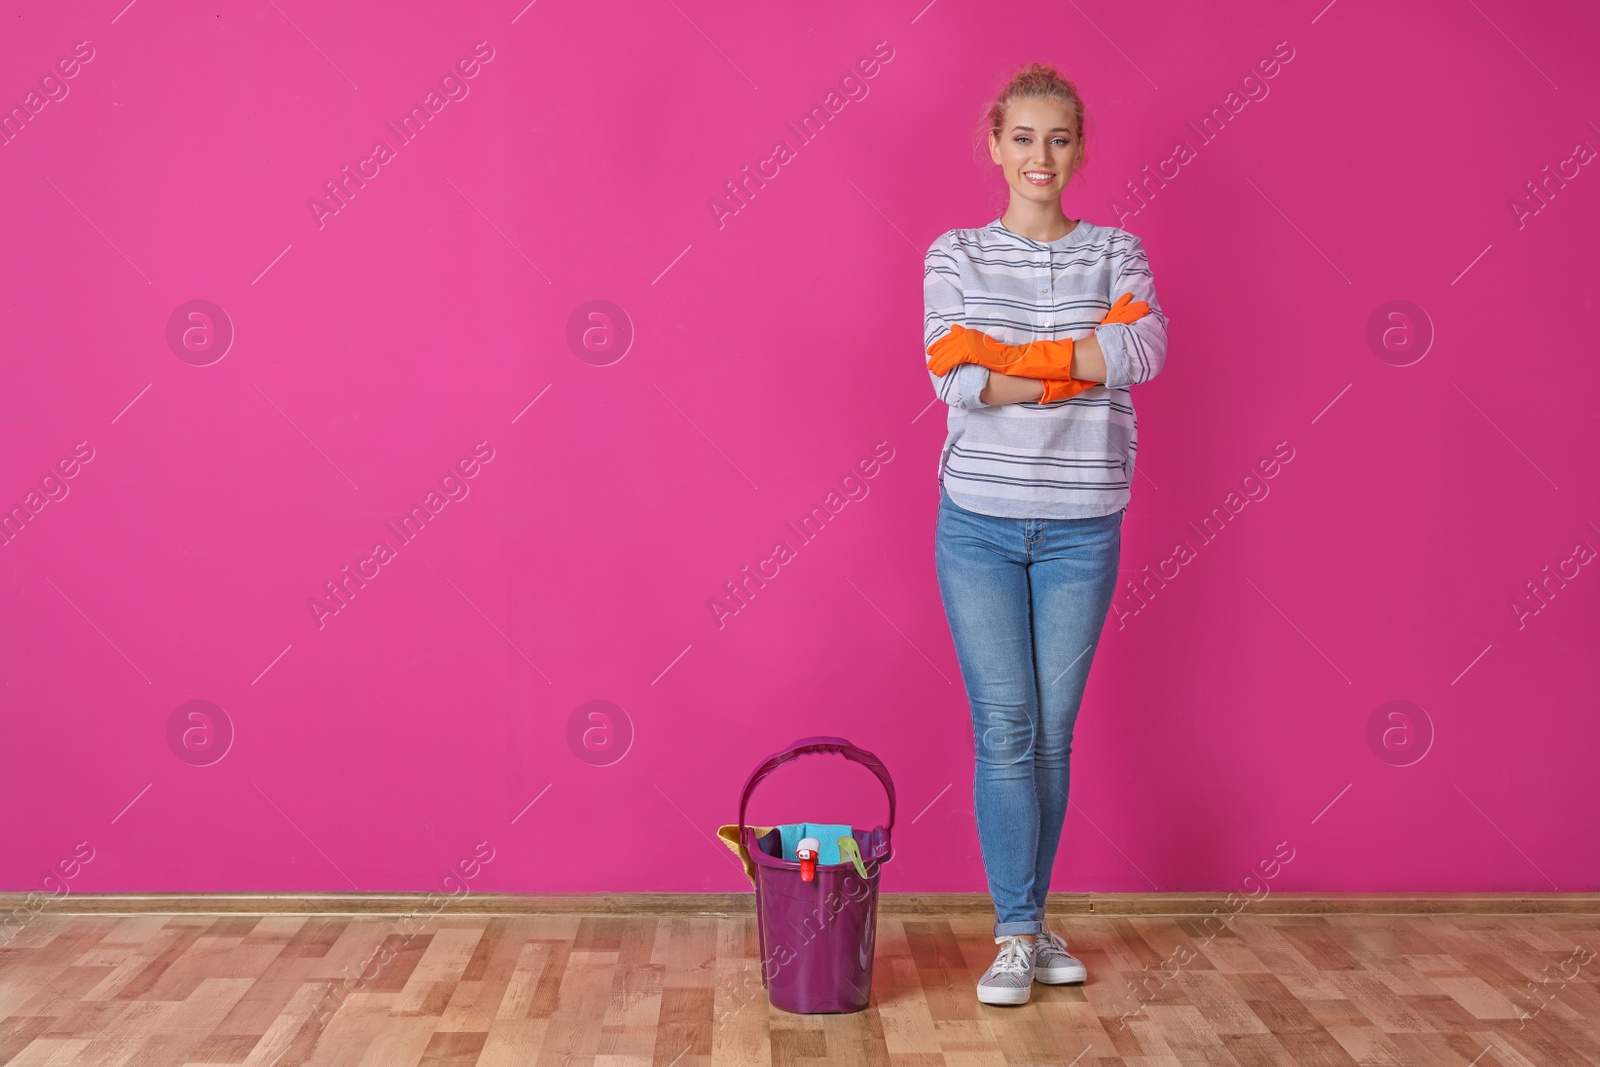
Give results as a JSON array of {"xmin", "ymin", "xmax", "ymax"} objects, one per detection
[{"xmin": 923, "ymin": 63, "xmax": 1169, "ymax": 1006}]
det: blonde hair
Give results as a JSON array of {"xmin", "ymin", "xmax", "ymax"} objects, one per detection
[{"xmin": 978, "ymin": 62, "xmax": 1091, "ymax": 205}]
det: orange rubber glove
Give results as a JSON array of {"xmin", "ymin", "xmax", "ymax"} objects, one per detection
[
  {"xmin": 927, "ymin": 323, "xmax": 1074, "ymax": 378},
  {"xmin": 1038, "ymin": 377, "xmax": 1097, "ymax": 403},
  {"xmin": 1100, "ymin": 291, "xmax": 1151, "ymax": 325},
  {"xmin": 926, "ymin": 292, "xmax": 1151, "ymax": 378},
  {"xmin": 1033, "ymin": 293, "xmax": 1152, "ymax": 401}
]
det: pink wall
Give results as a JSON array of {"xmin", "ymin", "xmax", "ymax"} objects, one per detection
[{"xmin": 3, "ymin": 0, "xmax": 1597, "ymax": 898}]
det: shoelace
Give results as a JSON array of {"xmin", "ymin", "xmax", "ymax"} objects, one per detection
[
  {"xmin": 1037, "ymin": 931, "xmax": 1071, "ymax": 957},
  {"xmin": 989, "ymin": 936, "xmax": 1034, "ymax": 975}
]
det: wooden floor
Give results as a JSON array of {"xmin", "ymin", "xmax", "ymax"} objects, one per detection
[{"xmin": 1, "ymin": 911, "xmax": 1597, "ymax": 1066}]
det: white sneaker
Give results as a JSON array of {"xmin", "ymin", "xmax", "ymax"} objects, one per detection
[
  {"xmin": 1033, "ymin": 929, "xmax": 1087, "ymax": 984},
  {"xmin": 976, "ymin": 935, "xmax": 1036, "ymax": 1005}
]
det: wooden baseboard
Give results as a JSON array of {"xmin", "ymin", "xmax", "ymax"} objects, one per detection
[{"xmin": 4, "ymin": 891, "xmax": 1598, "ymax": 917}]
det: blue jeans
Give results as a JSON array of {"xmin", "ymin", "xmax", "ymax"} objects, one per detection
[{"xmin": 934, "ymin": 485, "xmax": 1123, "ymax": 938}]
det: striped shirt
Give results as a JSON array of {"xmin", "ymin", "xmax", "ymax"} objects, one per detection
[{"xmin": 924, "ymin": 217, "xmax": 1169, "ymax": 519}]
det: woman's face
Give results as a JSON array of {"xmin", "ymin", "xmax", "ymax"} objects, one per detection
[{"xmin": 989, "ymin": 96, "xmax": 1082, "ymax": 205}]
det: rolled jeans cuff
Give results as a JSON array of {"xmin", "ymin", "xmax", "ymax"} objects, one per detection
[{"xmin": 994, "ymin": 918, "xmax": 1043, "ymax": 938}]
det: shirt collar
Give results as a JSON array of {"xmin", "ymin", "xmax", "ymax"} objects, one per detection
[{"xmin": 989, "ymin": 217, "xmax": 1095, "ymax": 249}]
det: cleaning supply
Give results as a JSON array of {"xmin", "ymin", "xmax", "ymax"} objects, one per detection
[
  {"xmin": 736, "ymin": 735, "xmax": 896, "ymax": 1014},
  {"xmin": 1038, "ymin": 377, "xmax": 1100, "ymax": 404},
  {"xmin": 796, "ymin": 838, "xmax": 820, "ymax": 882},
  {"xmin": 925, "ymin": 291, "xmax": 1152, "ymax": 378},
  {"xmin": 716, "ymin": 821, "xmax": 856, "ymax": 886},
  {"xmin": 717, "ymin": 822, "xmax": 774, "ymax": 886},
  {"xmin": 777, "ymin": 823, "xmax": 854, "ymax": 866},
  {"xmin": 837, "ymin": 836, "xmax": 870, "ymax": 879},
  {"xmin": 927, "ymin": 325, "xmax": 1097, "ymax": 404},
  {"xmin": 926, "ymin": 322, "xmax": 1078, "ymax": 378}
]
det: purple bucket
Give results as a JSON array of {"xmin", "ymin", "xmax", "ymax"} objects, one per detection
[{"xmin": 739, "ymin": 735, "xmax": 896, "ymax": 1014}]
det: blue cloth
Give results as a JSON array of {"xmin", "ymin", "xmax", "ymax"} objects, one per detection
[
  {"xmin": 776, "ymin": 823, "xmax": 854, "ymax": 866},
  {"xmin": 936, "ymin": 484, "xmax": 1122, "ymax": 938}
]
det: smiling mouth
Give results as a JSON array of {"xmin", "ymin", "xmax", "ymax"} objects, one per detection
[{"xmin": 1023, "ymin": 171, "xmax": 1055, "ymax": 183}]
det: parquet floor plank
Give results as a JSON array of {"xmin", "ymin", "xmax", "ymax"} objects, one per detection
[{"xmin": 0, "ymin": 912, "xmax": 1593, "ymax": 1065}]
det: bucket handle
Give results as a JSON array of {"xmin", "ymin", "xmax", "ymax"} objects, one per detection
[{"xmin": 738, "ymin": 735, "xmax": 895, "ymax": 845}]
